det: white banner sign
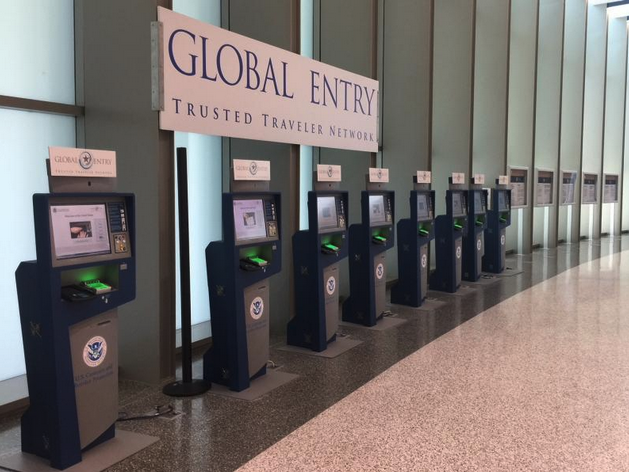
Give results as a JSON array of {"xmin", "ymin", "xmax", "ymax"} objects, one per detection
[
  {"xmin": 49, "ymin": 147, "xmax": 116, "ymax": 178},
  {"xmin": 416, "ymin": 170, "xmax": 431, "ymax": 184},
  {"xmin": 369, "ymin": 168, "xmax": 389, "ymax": 183},
  {"xmin": 157, "ymin": 8, "xmax": 379, "ymax": 152},
  {"xmin": 233, "ymin": 159, "xmax": 270, "ymax": 181},
  {"xmin": 317, "ymin": 164, "xmax": 342, "ymax": 182}
]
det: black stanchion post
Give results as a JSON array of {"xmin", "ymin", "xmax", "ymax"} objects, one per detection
[{"xmin": 163, "ymin": 147, "xmax": 211, "ymax": 396}]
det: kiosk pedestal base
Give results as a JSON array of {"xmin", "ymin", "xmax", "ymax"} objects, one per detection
[
  {"xmin": 209, "ymin": 370, "xmax": 298, "ymax": 401},
  {"xmin": 340, "ymin": 316, "xmax": 407, "ymax": 332},
  {"xmin": 277, "ymin": 336, "xmax": 362, "ymax": 358},
  {"xmin": 0, "ymin": 430, "xmax": 158, "ymax": 472}
]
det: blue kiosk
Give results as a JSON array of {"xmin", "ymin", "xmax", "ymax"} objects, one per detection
[
  {"xmin": 391, "ymin": 171, "xmax": 435, "ymax": 307},
  {"xmin": 430, "ymin": 174, "xmax": 468, "ymax": 293},
  {"xmin": 15, "ymin": 161, "xmax": 135, "ymax": 469},
  {"xmin": 482, "ymin": 178, "xmax": 512, "ymax": 273},
  {"xmin": 203, "ymin": 160, "xmax": 282, "ymax": 392},
  {"xmin": 342, "ymin": 169, "xmax": 395, "ymax": 327},
  {"xmin": 288, "ymin": 165, "xmax": 348, "ymax": 352},
  {"xmin": 462, "ymin": 175, "xmax": 488, "ymax": 282}
]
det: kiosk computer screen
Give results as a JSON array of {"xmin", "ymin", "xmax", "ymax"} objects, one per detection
[
  {"xmin": 50, "ymin": 204, "xmax": 111, "ymax": 260},
  {"xmin": 417, "ymin": 193, "xmax": 430, "ymax": 221},
  {"xmin": 317, "ymin": 196, "xmax": 338, "ymax": 230},
  {"xmin": 474, "ymin": 192, "xmax": 485, "ymax": 214},
  {"xmin": 233, "ymin": 199, "xmax": 267, "ymax": 242},
  {"xmin": 451, "ymin": 192, "xmax": 466, "ymax": 217},
  {"xmin": 498, "ymin": 191, "xmax": 509, "ymax": 212},
  {"xmin": 369, "ymin": 195, "xmax": 386, "ymax": 226}
]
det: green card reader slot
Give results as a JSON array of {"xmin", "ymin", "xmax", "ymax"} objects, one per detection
[
  {"xmin": 475, "ymin": 218, "xmax": 483, "ymax": 227},
  {"xmin": 240, "ymin": 256, "xmax": 269, "ymax": 271},
  {"xmin": 321, "ymin": 243, "xmax": 339, "ymax": 254},
  {"xmin": 453, "ymin": 223, "xmax": 463, "ymax": 231},
  {"xmin": 499, "ymin": 216, "xmax": 507, "ymax": 223},
  {"xmin": 419, "ymin": 228, "xmax": 430, "ymax": 236},
  {"xmin": 372, "ymin": 235, "xmax": 387, "ymax": 245},
  {"xmin": 80, "ymin": 279, "xmax": 112, "ymax": 295}
]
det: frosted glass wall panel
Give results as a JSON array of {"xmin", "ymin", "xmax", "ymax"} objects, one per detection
[
  {"xmin": 532, "ymin": 0, "xmax": 564, "ymax": 248},
  {"xmin": 506, "ymin": 0, "xmax": 539, "ymax": 253},
  {"xmin": 432, "ymin": 0, "xmax": 475, "ymax": 216},
  {"xmin": 0, "ymin": 110, "xmax": 75, "ymax": 381},
  {"xmin": 300, "ymin": 0, "xmax": 314, "ymax": 230},
  {"xmin": 558, "ymin": 0, "xmax": 586, "ymax": 244},
  {"xmin": 172, "ymin": 0, "xmax": 221, "ymax": 336},
  {"xmin": 601, "ymin": 18, "xmax": 627, "ymax": 236},
  {"xmin": 472, "ymin": 0, "xmax": 510, "ymax": 182},
  {"xmin": 0, "ymin": 0, "xmax": 75, "ymax": 104},
  {"xmin": 580, "ymin": 3, "xmax": 606, "ymax": 239}
]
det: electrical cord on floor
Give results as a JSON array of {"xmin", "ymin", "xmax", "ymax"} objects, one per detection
[
  {"xmin": 267, "ymin": 360, "xmax": 278, "ymax": 369},
  {"xmin": 117, "ymin": 404, "xmax": 174, "ymax": 422},
  {"xmin": 382, "ymin": 310, "xmax": 397, "ymax": 317}
]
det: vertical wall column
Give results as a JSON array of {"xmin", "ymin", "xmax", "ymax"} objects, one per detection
[
  {"xmin": 318, "ymin": 0, "xmax": 376, "ymax": 295},
  {"xmin": 225, "ymin": 0, "xmax": 300, "ymax": 335},
  {"xmin": 557, "ymin": 0, "xmax": 587, "ymax": 245},
  {"xmin": 506, "ymin": 0, "xmax": 539, "ymax": 254},
  {"xmin": 601, "ymin": 17, "xmax": 627, "ymax": 236},
  {"xmin": 77, "ymin": 0, "xmax": 175, "ymax": 383},
  {"xmin": 624, "ymin": 25, "xmax": 629, "ymax": 233},
  {"xmin": 432, "ymin": 0, "xmax": 476, "ymax": 216},
  {"xmin": 580, "ymin": 2, "xmax": 607, "ymax": 240},
  {"xmin": 532, "ymin": 0, "xmax": 565, "ymax": 249},
  {"xmin": 472, "ymin": 0, "xmax": 510, "ymax": 184},
  {"xmin": 381, "ymin": 0, "xmax": 433, "ymax": 279}
]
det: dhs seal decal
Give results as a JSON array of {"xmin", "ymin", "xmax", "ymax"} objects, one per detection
[
  {"xmin": 456, "ymin": 246, "xmax": 462, "ymax": 259},
  {"xmin": 250, "ymin": 296, "xmax": 264, "ymax": 320},
  {"xmin": 249, "ymin": 161, "xmax": 258, "ymax": 175},
  {"xmin": 79, "ymin": 151, "xmax": 93, "ymax": 170},
  {"xmin": 83, "ymin": 336, "xmax": 107, "ymax": 367},
  {"xmin": 421, "ymin": 253, "xmax": 427, "ymax": 269},
  {"xmin": 326, "ymin": 276, "xmax": 336, "ymax": 295},
  {"xmin": 477, "ymin": 239, "xmax": 482, "ymax": 251},
  {"xmin": 376, "ymin": 263, "xmax": 384, "ymax": 280},
  {"xmin": 501, "ymin": 234, "xmax": 506, "ymax": 246}
]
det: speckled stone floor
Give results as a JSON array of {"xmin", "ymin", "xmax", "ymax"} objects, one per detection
[{"xmin": 0, "ymin": 236, "xmax": 626, "ymax": 471}]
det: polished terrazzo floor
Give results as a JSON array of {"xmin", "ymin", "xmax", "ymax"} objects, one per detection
[{"xmin": 0, "ymin": 237, "xmax": 626, "ymax": 471}]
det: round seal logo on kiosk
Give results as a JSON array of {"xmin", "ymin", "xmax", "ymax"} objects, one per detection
[
  {"xmin": 477, "ymin": 239, "xmax": 482, "ymax": 251},
  {"xmin": 327, "ymin": 166, "xmax": 334, "ymax": 178},
  {"xmin": 456, "ymin": 246, "xmax": 462, "ymax": 259},
  {"xmin": 250, "ymin": 296, "xmax": 264, "ymax": 320},
  {"xmin": 376, "ymin": 263, "xmax": 384, "ymax": 280},
  {"xmin": 249, "ymin": 161, "xmax": 258, "ymax": 175},
  {"xmin": 421, "ymin": 253, "xmax": 427, "ymax": 269},
  {"xmin": 83, "ymin": 336, "xmax": 107, "ymax": 367},
  {"xmin": 501, "ymin": 234, "xmax": 506, "ymax": 246},
  {"xmin": 79, "ymin": 151, "xmax": 93, "ymax": 170},
  {"xmin": 326, "ymin": 276, "xmax": 336, "ymax": 295}
]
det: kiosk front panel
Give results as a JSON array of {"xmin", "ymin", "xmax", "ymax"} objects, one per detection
[
  {"xmin": 430, "ymin": 189, "xmax": 468, "ymax": 293},
  {"xmin": 391, "ymin": 188, "xmax": 435, "ymax": 307},
  {"xmin": 288, "ymin": 189, "xmax": 348, "ymax": 352},
  {"xmin": 204, "ymin": 192, "xmax": 282, "ymax": 391},
  {"xmin": 463, "ymin": 188, "xmax": 488, "ymax": 281},
  {"xmin": 343, "ymin": 190, "xmax": 395, "ymax": 327},
  {"xmin": 483, "ymin": 187, "xmax": 512, "ymax": 273},
  {"xmin": 16, "ymin": 193, "xmax": 135, "ymax": 470}
]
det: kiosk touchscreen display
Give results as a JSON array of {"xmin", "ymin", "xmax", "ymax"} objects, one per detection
[
  {"xmin": 50, "ymin": 204, "xmax": 111, "ymax": 259},
  {"xmin": 233, "ymin": 199, "xmax": 267, "ymax": 242},
  {"xmin": 369, "ymin": 195, "xmax": 386, "ymax": 226},
  {"xmin": 451, "ymin": 192, "xmax": 466, "ymax": 217},
  {"xmin": 417, "ymin": 193, "xmax": 430, "ymax": 221},
  {"xmin": 317, "ymin": 196, "xmax": 338, "ymax": 230},
  {"xmin": 498, "ymin": 191, "xmax": 509, "ymax": 212},
  {"xmin": 474, "ymin": 192, "xmax": 485, "ymax": 214}
]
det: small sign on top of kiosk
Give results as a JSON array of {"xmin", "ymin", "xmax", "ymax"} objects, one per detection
[
  {"xmin": 49, "ymin": 147, "xmax": 117, "ymax": 178},
  {"xmin": 233, "ymin": 159, "xmax": 271, "ymax": 181},
  {"xmin": 417, "ymin": 171, "xmax": 431, "ymax": 184},
  {"xmin": 452, "ymin": 172, "xmax": 465, "ymax": 185},
  {"xmin": 498, "ymin": 175, "xmax": 508, "ymax": 186},
  {"xmin": 317, "ymin": 164, "xmax": 342, "ymax": 182},
  {"xmin": 369, "ymin": 168, "xmax": 389, "ymax": 183},
  {"xmin": 473, "ymin": 174, "xmax": 485, "ymax": 185}
]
